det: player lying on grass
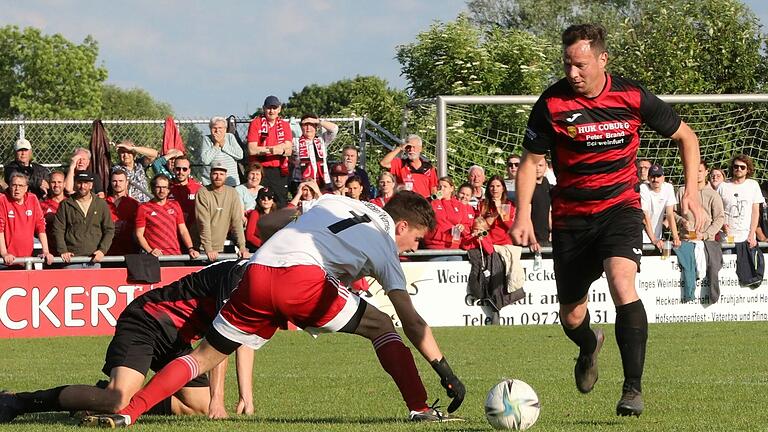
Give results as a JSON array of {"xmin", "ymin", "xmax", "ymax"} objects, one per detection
[
  {"xmin": 0, "ymin": 259, "xmax": 253, "ymax": 423},
  {"xmin": 82, "ymin": 191, "xmax": 466, "ymax": 428}
]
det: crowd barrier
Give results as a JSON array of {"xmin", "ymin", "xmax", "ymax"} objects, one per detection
[{"xmin": 1, "ymin": 248, "xmax": 766, "ymax": 338}]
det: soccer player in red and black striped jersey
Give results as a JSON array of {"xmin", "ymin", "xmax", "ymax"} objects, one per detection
[
  {"xmin": 511, "ymin": 24, "xmax": 705, "ymax": 418},
  {"xmin": 0, "ymin": 259, "xmax": 253, "ymax": 423}
]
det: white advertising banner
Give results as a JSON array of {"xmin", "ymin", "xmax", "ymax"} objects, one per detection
[{"xmin": 365, "ymin": 254, "xmax": 768, "ymax": 327}]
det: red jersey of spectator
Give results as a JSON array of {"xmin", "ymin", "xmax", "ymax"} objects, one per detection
[
  {"xmin": 0, "ymin": 192, "xmax": 46, "ymax": 257},
  {"xmin": 135, "ymin": 200, "xmax": 185, "ymax": 255},
  {"xmin": 169, "ymin": 178, "xmax": 202, "ymax": 227},
  {"xmin": 477, "ymin": 199, "xmax": 514, "ymax": 246},
  {"xmin": 388, "ymin": 158, "xmax": 438, "ymax": 198},
  {"xmin": 369, "ymin": 196, "xmax": 393, "ymax": 208},
  {"xmin": 246, "ymin": 116, "xmax": 293, "ymax": 168},
  {"xmin": 106, "ymin": 195, "xmax": 140, "ymax": 255},
  {"xmin": 245, "ymin": 210, "xmax": 265, "ymax": 250},
  {"xmin": 423, "ymin": 197, "xmax": 474, "ymax": 249},
  {"xmin": 40, "ymin": 198, "xmax": 62, "ymax": 227}
]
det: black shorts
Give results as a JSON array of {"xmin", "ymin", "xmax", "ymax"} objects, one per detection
[
  {"xmin": 552, "ymin": 206, "xmax": 643, "ymax": 305},
  {"xmin": 102, "ymin": 308, "xmax": 209, "ymax": 387}
]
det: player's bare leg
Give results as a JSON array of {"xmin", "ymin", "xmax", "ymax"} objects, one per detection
[
  {"xmin": 604, "ymin": 257, "xmax": 646, "ymax": 417},
  {"xmin": 81, "ymin": 341, "xmax": 228, "ymax": 427}
]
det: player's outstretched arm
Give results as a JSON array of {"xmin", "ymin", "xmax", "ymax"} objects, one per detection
[
  {"xmin": 388, "ymin": 290, "xmax": 465, "ymax": 412},
  {"xmin": 510, "ymin": 151, "xmax": 545, "ymax": 251}
]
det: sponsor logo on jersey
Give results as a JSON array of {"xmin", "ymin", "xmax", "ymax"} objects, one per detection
[
  {"xmin": 150, "ymin": 211, "xmax": 158, "ymax": 216},
  {"xmin": 7, "ymin": 210, "xmax": 14, "ymax": 218},
  {"xmin": 566, "ymin": 112, "xmax": 582, "ymax": 122}
]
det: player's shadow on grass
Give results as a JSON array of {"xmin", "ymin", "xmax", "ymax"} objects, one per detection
[{"xmin": 571, "ymin": 419, "xmax": 625, "ymax": 426}]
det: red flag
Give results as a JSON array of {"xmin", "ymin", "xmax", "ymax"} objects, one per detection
[{"xmin": 162, "ymin": 117, "xmax": 186, "ymax": 155}]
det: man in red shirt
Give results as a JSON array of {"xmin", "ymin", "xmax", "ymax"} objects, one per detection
[
  {"xmin": 0, "ymin": 173, "xmax": 53, "ymax": 268},
  {"xmin": 106, "ymin": 170, "xmax": 140, "ymax": 256},
  {"xmin": 40, "ymin": 171, "xmax": 67, "ymax": 256},
  {"xmin": 380, "ymin": 134, "xmax": 438, "ymax": 199},
  {"xmin": 246, "ymin": 96, "xmax": 293, "ymax": 207},
  {"xmin": 168, "ymin": 156, "xmax": 202, "ymax": 248},
  {"xmin": 135, "ymin": 175, "xmax": 199, "ymax": 263}
]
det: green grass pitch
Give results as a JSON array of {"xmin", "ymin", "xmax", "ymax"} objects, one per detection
[{"xmin": 1, "ymin": 322, "xmax": 766, "ymax": 431}]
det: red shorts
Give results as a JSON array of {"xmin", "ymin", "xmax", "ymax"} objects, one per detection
[{"xmin": 214, "ymin": 264, "xmax": 361, "ymax": 349}]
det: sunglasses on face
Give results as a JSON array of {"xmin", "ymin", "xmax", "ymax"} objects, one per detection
[
  {"xmin": 732, "ymin": 164, "xmax": 748, "ymax": 171},
  {"xmin": 174, "ymin": 167, "xmax": 189, "ymax": 172},
  {"xmin": 507, "ymin": 162, "xmax": 519, "ymax": 167}
]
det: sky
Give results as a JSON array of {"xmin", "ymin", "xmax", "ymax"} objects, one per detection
[{"xmin": 2, "ymin": 0, "xmax": 767, "ymax": 118}]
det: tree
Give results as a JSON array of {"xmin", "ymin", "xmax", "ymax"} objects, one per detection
[
  {"xmin": 283, "ymin": 75, "xmax": 407, "ymax": 132},
  {"xmin": 0, "ymin": 26, "xmax": 108, "ymax": 119},
  {"xmin": 465, "ymin": 0, "xmax": 768, "ymax": 94},
  {"xmin": 101, "ymin": 84, "xmax": 174, "ymax": 119}
]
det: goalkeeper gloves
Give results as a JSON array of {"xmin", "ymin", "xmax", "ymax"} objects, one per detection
[{"xmin": 430, "ymin": 356, "xmax": 465, "ymax": 413}]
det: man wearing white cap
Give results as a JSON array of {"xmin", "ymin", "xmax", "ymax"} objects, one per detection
[{"xmin": 4, "ymin": 138, "xmax": 50, "ymax": 200}]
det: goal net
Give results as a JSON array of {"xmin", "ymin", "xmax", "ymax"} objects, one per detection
[{"xmin": 406, "ymin": 97, "xmax": 768, "ymax": 187}]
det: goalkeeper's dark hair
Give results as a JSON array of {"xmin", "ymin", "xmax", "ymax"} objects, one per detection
[
  {"xmin": 384, "ymin": 190, "xmax": 436, "ymax": 231},
  {"xmin": 562, "ymin": 23, "xmax": 607, "ymax": 54}
]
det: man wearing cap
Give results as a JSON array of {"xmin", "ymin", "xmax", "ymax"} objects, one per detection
[
  {"xmin": 640, "ymin": 164, "xmax": 680, "ymax": 250},
  {"xmin": 200, "ymin": 116, "xmax": 242, "ymax": 187},
  {"xmin": 4, "ymin": 138, "xmax": 50, "ymax": 200},
  {"xmin": 195, "ymin": 162, "xmax": 249, "ymax": 262},
  {"xmin": 326, "ymin": 164, "xmax": 349, "ymax": 195},
  {"xmin": 380, "ymin": 134, "xmax": 438, "ymax": 199},
  {"xmin": 291, "ymin": 114, "xmax": 338, "ymax": 190},
  {"xmin": 52, "ymin": 170, "xmax": 114, "ymax": 268},
  {"xmin": 246, "ymin": 96, "xmax": 293, "ymax": 206}
]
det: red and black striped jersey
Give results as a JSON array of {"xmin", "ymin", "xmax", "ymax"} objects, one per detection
[
  {"xmin": 523, "ymin": 74, "xmax": 681, "ymax": 228},
  {"xmin": 127, "ymin": 259, "xmax": 248, "ymax": 344}
]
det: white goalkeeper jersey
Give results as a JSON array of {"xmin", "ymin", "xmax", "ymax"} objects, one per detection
[{"xmin": 251, "ymin": 194, "xmax": 407, "ymax": 292}]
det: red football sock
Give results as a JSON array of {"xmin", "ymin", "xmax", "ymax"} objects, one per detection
[
  {"xmin": 118, "ymin": 355, "xmax": 199, "ymax": 422},
  {"xmin": 372, "ymin": 332, "xmax": 428, "ymax": 412}
]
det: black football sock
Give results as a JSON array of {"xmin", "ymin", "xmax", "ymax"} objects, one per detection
[
  {"xmin": 615, "ymin": 299, "xmax": 648, "ymax": 393},
  {"xmin": 562, "ymin": 310, "xmax": 597, "ymax": 357},
  {"xmin": 14, "ymin": 386, "xmax": 67, "ymax": 413}
]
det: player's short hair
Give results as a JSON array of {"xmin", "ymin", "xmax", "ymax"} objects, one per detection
[
  {"xmin": 245, "ymin": 162, "xmax": 263, "ymax": 176},
  {"xmin": 562, "ymin": 23, "xmax": 607, "ymax": 54},
  {"xmin": 111, "ymin": 169, "xmax": 128, "ymax": 179},
  {"xmin": 384, "ymin": 190, "xmax": 436, "ymax": 231},
  {"xmin": 174, "ymin": 155, "xmax": 190, "ymax": 164},
  {"xmin": 8, "ymin": 172, "xmax": 29, "ymax": 185},
  {"xmin": 151, "ymin": 174, "xmax": 171, "ymax": 189},
  {"xmin": 49, "ymin": 170, "xmax": 65, "ymax": 181},
  {"xmin": 209, "ymin": 116, "xmax": 227, "ymax": 129}
]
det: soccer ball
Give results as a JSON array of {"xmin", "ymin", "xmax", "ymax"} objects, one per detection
[{"xmin": 484, "ymin": 379, "xmax": 541, "ymax": 430}]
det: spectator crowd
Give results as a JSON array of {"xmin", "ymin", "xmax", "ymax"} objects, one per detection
[{"xmin": 1, "ymin": 95, "xmax": 767, "ymax": 271}]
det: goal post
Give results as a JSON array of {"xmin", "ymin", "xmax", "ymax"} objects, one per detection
[{"xmin": 431, "ymin": 94, "xmax": 768, "ymax": 186}]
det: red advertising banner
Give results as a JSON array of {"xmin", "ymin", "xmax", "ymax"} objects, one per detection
[{"xmin": 0, "ymin": 267, "xmax": 202, "ymax": 338}]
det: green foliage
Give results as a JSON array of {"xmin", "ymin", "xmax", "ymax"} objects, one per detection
[
  {"xmin": 395, "ymin": 16, "xmax": 556, "ymax": 177},
  {"xmin": 0, "ymin": 26, "xmax": 107, "ymax": 119},
  {"xmin": 283, "ymin": 75, "xmax": 407, "ymax": 134},
  {"xmin": 100, "ymin": 84, "xmax": 174, "ymax": 120},
  {"xmin": 611, "ymin": 0, "xmax": 767, "ymax": 95},
  {"xmin": 396, "ymin": 16, "xmax": 556, "ymax": 99}
]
